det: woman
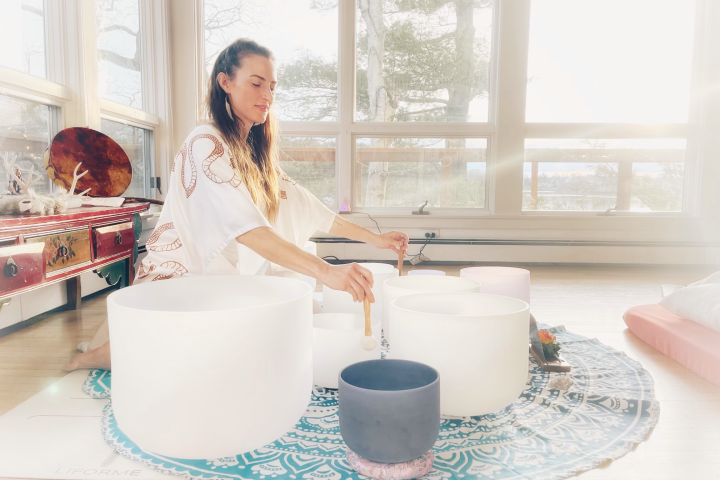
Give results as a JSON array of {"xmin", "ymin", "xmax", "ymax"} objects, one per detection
[{"xmin": 64, "ymin": 39, "xmax": 408, "ymax": 371}]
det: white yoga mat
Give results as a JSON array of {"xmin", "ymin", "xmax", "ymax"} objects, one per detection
[{"xmin": 0, "ymin": 371, "xmax": 163, "ymax": 480}]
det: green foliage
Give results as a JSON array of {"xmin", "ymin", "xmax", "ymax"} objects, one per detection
[{"xmin": 542, "ymin": 341, "xmax": 561, "ymax": 359}]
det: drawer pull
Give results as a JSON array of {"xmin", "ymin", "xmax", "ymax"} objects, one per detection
[
  {"xmin": 3, "ymin": 258, "xmax": 18, "ymax": 278},
  {"xmin": 115, "ymin": 232, "xmax": 124, "ymax": 245}
]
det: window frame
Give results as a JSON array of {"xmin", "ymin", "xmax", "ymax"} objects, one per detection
[
  {"xmin": 518, "ymin": 0, "xmax": 709, "ymax": 218},
  {"xmin": 198, "ymin": 0, "xmax": 500, "ymax": 217}
]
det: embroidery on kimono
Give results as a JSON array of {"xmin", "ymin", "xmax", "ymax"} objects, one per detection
[
  {"xmin": 171, "ymin": 144, "xmax": 186, "ymax": 173},
  {"xmin": 151, "ymin": 261, "xmax": 188, "ymax": 281}
]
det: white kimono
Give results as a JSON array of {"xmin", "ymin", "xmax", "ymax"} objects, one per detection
[{"xmin": 136, "ymin": 124, "xmax": 336, "ymax": 284}]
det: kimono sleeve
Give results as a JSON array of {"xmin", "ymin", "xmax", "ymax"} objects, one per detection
[
  {"xmin": 180, "ymin": 131, "xmax": 271, "ymax": 270},
  {"xmin": 278, "ymin": 170, "xmax": 337, "ymax": 245}
]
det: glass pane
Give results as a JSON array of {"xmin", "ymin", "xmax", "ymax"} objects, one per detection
[
  {"xmin": 356, "ymin": 0, "xmax": 493, "ymax": 123},
  {"xmin": 523, "ymin": 139, "xmax": 686, "ymax": 212},
  {"xmin": 355, "ymin": 137, "xmax": 487, "ymax": 209},
  {"xmin": 526, "ymin": 0, "xmax": 695, "ymax": 123},
  {"xmin": 0, "ymin": 0, "xmax": 46, "ymax": 77},
  {"xmin": 204, "ymin": 0, "xmax": 338, "ymax": 121},
  {"xmin": 100, "ymin": 119, "xmax": 150, "ymax": 197},
  {"xmin": 96, "ymin": 0, "xmax": 143, "ymax": 109},
  {"xmin": 278, "ymin": 137, "xmax": 336, "ymax": 209},
  {"xmin": 0, "ymin": 95, "xmax": 52, "ymax": 194}
]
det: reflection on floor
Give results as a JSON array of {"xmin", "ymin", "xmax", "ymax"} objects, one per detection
[{"xmin": 0, "ymin": 264, "xmax": 719, "ymax": 479}]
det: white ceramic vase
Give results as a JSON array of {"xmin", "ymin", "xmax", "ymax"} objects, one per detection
[
  {"xmin": 108, "ymin": 275, "xmax": 313, "ymax": 459},
  {"xmin": 382, "ymin": 275, "xmax": 480, "ymax": 343},
  {"xmin": 313, "ymin": 313, "xmax": 381, "ymax": 388},
  {"xmin": 323, "ymin": 263, "xmax": 398, "ymax": 317},
  {"xmin": 390, "ymin": 292, "xmax": 530, "ymax": 416},
  {"xmin": 460, "ymin": 267, "xmax": 531, "ymax": 304}
]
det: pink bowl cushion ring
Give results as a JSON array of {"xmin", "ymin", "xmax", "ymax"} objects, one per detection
[{"xmin": 346, "ymin": 448, "xmax": 434, "ymax": 480}]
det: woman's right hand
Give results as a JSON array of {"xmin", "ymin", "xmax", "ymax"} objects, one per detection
[{"xmin": 321, "ymin": 263, "xmax": 375, "ymax": 303}]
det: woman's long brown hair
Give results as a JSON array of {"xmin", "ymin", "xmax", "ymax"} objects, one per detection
[{"xmin": 206, "ymin": 39, "xmax": 280, "ymax": 223}]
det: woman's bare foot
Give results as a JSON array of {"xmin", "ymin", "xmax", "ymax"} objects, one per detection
[{"xmin": 63, "ymin": 341, "xmax": 111, "ymax": 371}]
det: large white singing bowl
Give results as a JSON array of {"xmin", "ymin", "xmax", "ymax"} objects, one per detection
[
  {"xmin": 108, "ymin": 275, "xmax": 313, "ymax": 459},
  {"xmin": 390, "ymin": 292, "xmax": 530, "ymax": 416},
  {"xmin": 323, "ymin": 263, "xmax": 398, "ymax": 317},
  {"xmin": 382, "ymin": 276, "xmax": 480, "ymax": 343},
  {"xmin": 460, "ymin": 267, "xmax": 531, "ymax": 304},
  {"xmin": 313, "ymin": 313, "xmax": 381, "ymax": 388}
]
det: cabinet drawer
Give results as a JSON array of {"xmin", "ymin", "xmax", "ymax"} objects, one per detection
[
  {"xmin": 0, "ymin": 243, "xmax": 46, "ymax": 295},
  {"xmin": 94, "ymin": 222, "xmax": 135, "ymax": 259},
  {"xmin": 26, "ymin": 229, "xmax": 92, "ymax": 275}
]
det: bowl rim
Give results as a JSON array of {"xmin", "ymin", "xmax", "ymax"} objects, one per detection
[
  {"xmin": 460, "ymin": 266, "xmax": 530, "ymax": 276},
  {"xmin": 384, "ymin": 275, "xmax": 480, "ymax": 291},
  {"xmin": 339, "ymin": 359, "xmax": 440, "ymax": 393},
  {"xmin": 108, "ymin": 275, "xmax": 312, "ymax": 313},
  {"xmin": 391, "ymin": 292, "xmax": 530, "ymax": 317}
]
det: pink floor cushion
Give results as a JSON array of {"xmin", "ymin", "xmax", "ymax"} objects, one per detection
[{"xmin": 624, "ymin": 304, "xmax": 720, "ymax": 387}]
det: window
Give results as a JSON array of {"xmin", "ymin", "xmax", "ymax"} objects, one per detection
[
  {"xmin": 278, "ymin": 137, "xmax": 336, "ymax": 209},
  {"xmin": 0, "ymin": 0, "xmax": 46, "ymax": 77},
  {"xmin": 203, "ymin": 0, "xmax": 339, "ymax": 121},
  {"xmin": 355, "ymin": 137, "xmax": 487, "ymax": 209},
  {"xmin": 356, "ymin": 0, "xmax": 494, "ymax": 123},
  {"xmin": 100, "ymin": 119, "xmax": 152, "ymax": 197},
  {"xmin": 523, "ymin": 139, "xmax": 685, "ymax": 212},
  {"xmin": 0, "ymin": 95, "xmax": 55, "ymax": 194},
  {"xmin": 526, "ymin": 0, "xmax": 695, "ymax": 123},
  {"xmin": 96, "ymin": 0, "xmax": 143, "ymax": 109}
]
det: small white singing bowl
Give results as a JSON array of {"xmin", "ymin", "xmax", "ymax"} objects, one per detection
[
  {"xmin": 407, "ymin": 269, "xmax": 446, "ymax": 276},
  {"xmin": 390, "ymin": 292, "xmax": 530, "ymax": 416},
  {"xmin": 382, "ymin": 275, "xmax": 480, "ymax": 343},
  {"xmin": 460, "ymin": 266, "xmax": 530, "ymax": 304},
  {"xmin": 322, "ymin": 263, "xmax": 398, "ymax": 316},
  {"xmin": 313, "ymin": 313, "xmax": 381, "ymax": 389}
]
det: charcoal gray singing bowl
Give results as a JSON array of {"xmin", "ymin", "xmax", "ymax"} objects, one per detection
[{"xmin": 339, "ymin": 359, "xmax": 440, "ymax": 464}]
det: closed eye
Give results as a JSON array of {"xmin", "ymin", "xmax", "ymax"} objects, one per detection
[{"xmin": 253, "ymin": 83, "xmax": 275, "ymax": 94}]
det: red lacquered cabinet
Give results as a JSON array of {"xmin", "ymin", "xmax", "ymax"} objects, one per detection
[{"xmin": 0, "ymin": 203, "xmax": 149, "ymax": 310}]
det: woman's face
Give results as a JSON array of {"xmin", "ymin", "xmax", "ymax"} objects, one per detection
[{"xmin": 218, "ymin": 54, "xmax": 277, "ymax": 128}]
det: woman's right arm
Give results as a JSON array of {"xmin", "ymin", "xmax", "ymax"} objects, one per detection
[{"xmin": 236, "ymin": 227, "xmax": 375, "ymax": 303}]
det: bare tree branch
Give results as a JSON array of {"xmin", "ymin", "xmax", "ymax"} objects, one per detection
[
  {"xmin": 99, "ymin": 24, "xmax": 137, "ymax": 37},
  {"xmin": 98, "ymin": 49, "xmax": 139, "ymax": 71},
  {"xmin": 21, "ymin": 4, "xmax": 43, "ymax": 16}
]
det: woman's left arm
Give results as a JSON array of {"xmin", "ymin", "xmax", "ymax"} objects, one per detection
[{"xmin": 329, "ymin": 215, "xmax": 409, "ymax": 255}]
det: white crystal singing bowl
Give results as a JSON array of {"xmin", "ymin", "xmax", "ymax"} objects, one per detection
[
  {"xmin": 108, "ymin": 275, "xmax": 313, "ymax": 459},
  {"xmin": 322, "ymin": 263, "xmax": 398, "ymax": 316},
  {"xmin": 390, "ymin": 292, "xmax": 530, "ymax": 416},
  {"xmin": 313, "ymin": 313, "xmax": 381, "ymax": 388},
  {"xmin": 382, "ymin": 275, "xmax": 480, "ymax": 343},
  {"xmin": 407, "ymin": 269, "xmax": 446, "ymax": 276},
  {"xmin": 460, "ymin": 267, "xmax": 531, "ymax": 304}
]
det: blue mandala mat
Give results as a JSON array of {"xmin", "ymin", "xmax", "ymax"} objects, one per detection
[
  {"xmin": 83, "ymin": 368, "xmax": 112, "ymax": 398},
  {"xmin": 95, "ymin": 325, "xmax": 659, "ymax": 480}
]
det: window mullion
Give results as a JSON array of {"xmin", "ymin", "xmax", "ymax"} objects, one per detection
[
  {"xmin": 493, "ymin": 0, "xmax": 531, "ymax": 216},
  {"xmin": 338, "ymin": 0, "xmax": 355, "ymax": 213}
]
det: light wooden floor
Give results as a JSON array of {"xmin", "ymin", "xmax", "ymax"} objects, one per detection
[{"xmin": 1, "ymin": 264, "xmax": 719, "ymax": 479}]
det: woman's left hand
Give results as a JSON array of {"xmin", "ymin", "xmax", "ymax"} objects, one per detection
[{"xmin": 371, "ymin": 231, "xmax": 409, "ymax": 255}]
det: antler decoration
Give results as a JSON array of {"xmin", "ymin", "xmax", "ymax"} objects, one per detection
[
  {"xmin": 69, "ymin": 162, "xmax": 91, "ymax": 196},
  {"xmin": 3, "ymin": 153, "xmax": 40, "ymax": 195}
]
